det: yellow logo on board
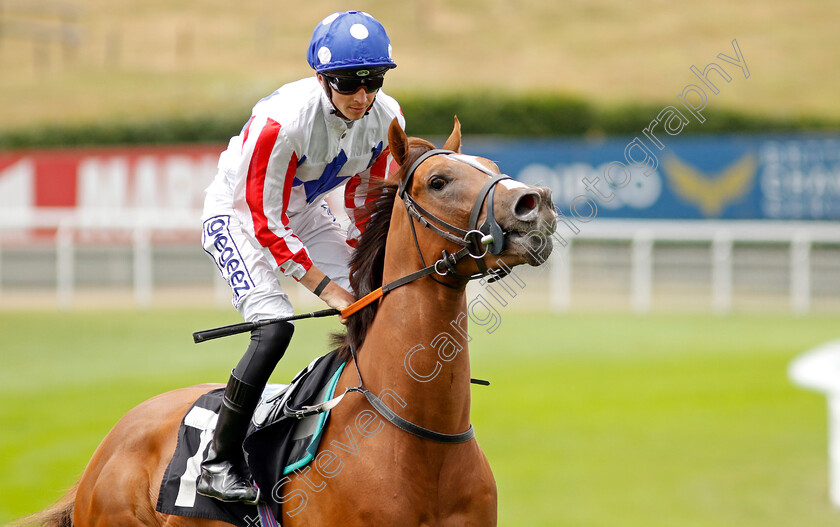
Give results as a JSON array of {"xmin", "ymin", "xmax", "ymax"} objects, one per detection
[{"xmin": 662, "ymin": 153, "xmax": 758, "ymax": 217}]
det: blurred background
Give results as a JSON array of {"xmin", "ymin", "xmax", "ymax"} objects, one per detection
[{"xmin": 1, "ymin": 1, "xmax": 839, "ymax": 526}]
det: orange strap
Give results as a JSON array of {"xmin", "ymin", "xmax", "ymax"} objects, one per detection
[{"xmin": 340, "ymin": 287, "xmax": 384, "ymax": 318}]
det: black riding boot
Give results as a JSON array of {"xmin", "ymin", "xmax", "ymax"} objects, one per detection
[
  {"xmin": 196, "ymin": 373, "xmax": 261, "ymax": 503},
  {"xmin": 197, "ymin": 321, "xmax": 294, "ymax": 504}
]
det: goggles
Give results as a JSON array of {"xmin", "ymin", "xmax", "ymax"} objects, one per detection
[{"xmin": 323, "ymin": 73, "xmax": 385, "ymax": 95}]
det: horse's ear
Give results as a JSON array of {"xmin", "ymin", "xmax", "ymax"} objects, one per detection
[
  {"xmin": 442, "ymin": 116, "xmax": 462, "ymax": 153},
  {"xmin": 388, "ymin": 118, "xmax": 408, "ymax": 165}
]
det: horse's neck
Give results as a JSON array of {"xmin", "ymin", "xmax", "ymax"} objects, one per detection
[{"xmin": 357, "ymin": 278, "xmax": 472, "ymax": 434}]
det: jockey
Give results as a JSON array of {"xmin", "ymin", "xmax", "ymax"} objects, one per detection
[{"xmin": 198, "ymin": 11, "xmax": 404, "ymax": 503}]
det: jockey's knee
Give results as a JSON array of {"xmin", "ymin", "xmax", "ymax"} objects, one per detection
[
  {"xmin": 233, "ymin": 321, "xmax": 295, "ymax": 386},
  {"xmin": 256, "ymin": 320, "xmax": 295, "ymax": 360}
]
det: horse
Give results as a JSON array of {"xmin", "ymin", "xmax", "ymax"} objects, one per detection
[{"xmin": 17, "ymin": 117, "xmax": 556, "ymax": 527}]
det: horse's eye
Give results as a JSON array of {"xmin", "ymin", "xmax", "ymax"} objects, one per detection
[{"xmin": 429, "ymin": 176, "xmax": 447, "ymax": 191}]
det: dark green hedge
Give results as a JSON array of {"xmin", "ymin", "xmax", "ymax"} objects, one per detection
[
  {"xmin": 0, "ymin": 92, "xmax": 836, "ymax": 148},
  {"xmin": 399, "ymin": 92, "xmax": 594, "ymax": 137}
]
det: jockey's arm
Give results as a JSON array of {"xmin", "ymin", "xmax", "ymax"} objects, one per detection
[
  {"xmin": 238, "ymin": 119, "xmax": 354, "ymax": 319},
  {"xmin": 299, "ymin": 265, "xmax": 354, "ymax": 321}
]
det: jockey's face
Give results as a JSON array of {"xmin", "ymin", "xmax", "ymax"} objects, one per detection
[{"xmin": 318, "ymin": 74, "xmax": 378, "ymax": 121}]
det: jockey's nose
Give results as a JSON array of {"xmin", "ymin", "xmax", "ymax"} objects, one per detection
[{"xmin": 351, "ymin": 86, "xmax": 368, "ymax": 102}]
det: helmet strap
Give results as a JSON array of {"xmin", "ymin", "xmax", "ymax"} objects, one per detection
[{"xmin": 317, "ymin": 74, "xmax": 342, "ymax": 116}]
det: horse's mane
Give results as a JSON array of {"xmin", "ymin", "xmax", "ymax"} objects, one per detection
[{"xmin": 332, "ymin": 136, "xmax": 436, "ymax": 362}]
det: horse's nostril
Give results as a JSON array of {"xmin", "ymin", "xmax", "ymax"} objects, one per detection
[{"xmin": 514, "ymin": 192, "xmax": 538, "ymax": 219}]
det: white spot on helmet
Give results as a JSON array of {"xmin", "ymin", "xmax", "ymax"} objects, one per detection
[
  {"xmin": 317, "ymin": 46, "xmax": 331, "ymax": 64},
  {"xmin": 388, "ymin": 44, "xmax": 393, "ymax": 58},
  {"xmin": 321, "ymin": 13, "xmax": 340, "ymax": 25},
  {"xmin": 350, "ymin": 23, "xmax": 369, "ymax": 40}
]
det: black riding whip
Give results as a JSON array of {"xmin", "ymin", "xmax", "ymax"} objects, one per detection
[{"xmin": 192, "ymin": 308, "xmax": 339, "ymax": 343}]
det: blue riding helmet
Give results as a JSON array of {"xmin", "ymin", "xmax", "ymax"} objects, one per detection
[{"xmin": 307, "ymin": 11, "xmax": 396, "ymax": 74}]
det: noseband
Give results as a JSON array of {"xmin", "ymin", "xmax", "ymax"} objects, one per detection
[{"xmin": 398, "ymin": 149, "xmax": 511, "ymax": 281}]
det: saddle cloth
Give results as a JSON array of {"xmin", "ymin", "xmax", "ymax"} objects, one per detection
[{"xmin": 156, "ymin": 351, "xmax": 347, "ymax": 527}]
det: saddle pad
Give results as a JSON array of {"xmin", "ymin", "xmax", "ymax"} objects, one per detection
[
  {"xmin": 155, "ymin": 387, "xmax": 261, "ymax": 527},
  {"xmin": 156, "ymin": 351, "xmax": 346, "ymax": 526}
]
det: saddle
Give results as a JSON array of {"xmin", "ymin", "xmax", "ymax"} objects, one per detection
[{"xmin": 156, "ymin": 351, "xmax": 347, "ymax": 527}]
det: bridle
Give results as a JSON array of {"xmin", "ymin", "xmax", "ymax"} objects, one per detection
[
  {"xmin": 398, "ymin": 148, "xmax": 512, "ymax": 282},
  {"xmin": 337, "ymin": 148, "xmax": 515, "ymax": 322},
  {"xmin": 199, "ymin": 149, "xmax": 520, "ymax": 444},
  {"xmin": 305, "ymin": 149, "xmax": 517, "ymax": 444}
]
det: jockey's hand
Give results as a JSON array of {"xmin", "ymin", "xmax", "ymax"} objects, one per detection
[
  {"xmin": 300, "ymin": 267, "xmax": 354, "ymax": 324},
  {"xmin": 320, "ymin": 282, "xmax": 355, "ymax": 324}
]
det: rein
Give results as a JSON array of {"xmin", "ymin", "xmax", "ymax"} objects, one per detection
[
  {"xmin": 299, "ymin": 149, "xmax": 513, "ymax": 443},
  {"xmin": 195, "ymin": 148, "xmax": 509, "ymax": 444},
  {"xmin": 194, "ymin": 148, "xmax": 514, "ymax": 336}
]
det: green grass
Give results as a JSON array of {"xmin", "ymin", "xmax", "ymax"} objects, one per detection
[{"xmin": 1, "ymin": 310, "xmax": 839, "ymax": 526}]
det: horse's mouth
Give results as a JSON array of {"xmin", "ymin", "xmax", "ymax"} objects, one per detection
[{"xmin": 502, "ymin": 215, "xmax": 557, "ymax": 266}]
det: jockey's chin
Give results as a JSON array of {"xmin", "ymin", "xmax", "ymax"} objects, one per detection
[{"xmin": 332, "ymin": 87, "xmax": 378, "ymax": 121}]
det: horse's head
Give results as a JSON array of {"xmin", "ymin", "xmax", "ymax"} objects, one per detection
[{"xmin": 387, "ymin": 117, "xmax": 556, "ymax": 277}]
